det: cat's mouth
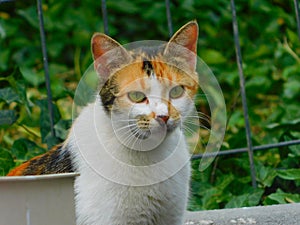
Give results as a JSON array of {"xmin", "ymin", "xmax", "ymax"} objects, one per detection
[
  {"xmin": 129, "ymin": 115, "xmax": 151, "ymax": 139},
  {"xmin": 129, "ymin": 115, "xmax": 179, "ymax": 140}
]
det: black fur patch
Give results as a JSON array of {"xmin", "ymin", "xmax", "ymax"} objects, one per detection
[
  {"xmin": 22, "ymin": 145, "xmax": 74, "ymax": 175},
  {"xmin": 142, "ymin": 60, "xmax": 153, "ymax": 76},
  {"xmin": 99, "ymin": 78, "xmax": 118, "ymax": 113}
]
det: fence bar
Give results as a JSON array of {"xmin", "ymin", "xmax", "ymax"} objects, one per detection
[
  {"xmin": 230, "ymin": 0, "xmax": 257, "ymax": 188},
  {"xmin": 165, "ymin": 0, "xmax": 173, "ymax": 37},
  {"xmin": 191, "ymin": 139, "xmax": 300, "ymax": 160},
  {"xmin": 36, "ymin": 0, "xmax": 56, "ymax": 144},
  {"xmin": 294, "ymin": 0, "xmax": 300, "ymax": 41},
  {"xmin": 101, "ymin": 0, "xmax": 109, "ymax": 35}
]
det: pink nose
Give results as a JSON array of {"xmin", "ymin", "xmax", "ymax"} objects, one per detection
[{"xmin": 157, "ymin": 115, "xmax": 169, "ymax": 123}]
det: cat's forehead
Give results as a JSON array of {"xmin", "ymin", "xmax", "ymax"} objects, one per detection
[{"xmin": 114, "ymin": 59, "xmax": 191, "ymax": 88}]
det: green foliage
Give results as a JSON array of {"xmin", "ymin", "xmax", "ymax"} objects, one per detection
[
  {"xmin": 0, "ymin": 0, "xmax": 300, "ymax": 211},
  {"xmin": 0, "ymin": 147, "xmax": 14, "ymax": 175}
]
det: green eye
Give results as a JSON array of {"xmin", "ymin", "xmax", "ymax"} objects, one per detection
[
  {"xmin": 169, "ymin": 85, "xmax": 185, "ymax": 99},
  {"xmin": 128, "ymin": 91, "xmax": 147, "ymax": 103}
]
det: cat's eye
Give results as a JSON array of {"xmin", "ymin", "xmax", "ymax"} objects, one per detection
[
  {"xmin": 128, "ymin": 91, "xmax": 147, "ymax": 103},
  {"xmin": 169, "ymin": 85, "xmax": 185, "ymax": 99}
]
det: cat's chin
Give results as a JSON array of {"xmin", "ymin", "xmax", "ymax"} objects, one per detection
[{"xmin": 131, "ymin": 128, "xmax": 151, "ymax": 140}]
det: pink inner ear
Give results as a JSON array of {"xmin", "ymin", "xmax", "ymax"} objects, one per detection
[
  {"xmin": 185, "ymin": 24, "xmax": 198, "ymax": 69},
  {"xmin": 165, "ymin": 21, "xmax": 199, "ymax": 71},
  {"xmin": 92, "ymin": 34, "xmax": 112, "ymax": 60},
  {"xmin": 184, "ymin": 24, "xmax": 198, "ymax": 54},
  {"xmin": 91, "ymin": 33, "xmax": 132, "ymax": 79},
  {"xmin": 92, "ymin": 41, "xmax": 104, "ymax": 60},
  {"xmin": 171, "ymin": 22, "xmax": 198, "ymax": 71}
]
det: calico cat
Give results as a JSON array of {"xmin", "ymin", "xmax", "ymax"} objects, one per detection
[{"xmin": 8, "ymin": 21, "xmax": 199, "ymax": 225}]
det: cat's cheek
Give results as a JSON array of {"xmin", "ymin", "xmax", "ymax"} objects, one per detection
[
  {"xmin": 171, "ymin": 98, "xmax": 194, "ymax": 118},
  {"xmin": 166, "ymin": 118, "xmax": 180, "ymax": 132},
  {"xmin": 112, "ymin": 97, "xmax": 132, "ymax": 110}
]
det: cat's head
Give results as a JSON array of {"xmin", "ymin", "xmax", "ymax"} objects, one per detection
[{"xmin": 91, "ymin": 21, "xmax": 199, "ymax": 150}]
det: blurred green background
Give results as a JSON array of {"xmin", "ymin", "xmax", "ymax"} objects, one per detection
[{"xmin": 0, "ymin": 0, "xmax": 300, "ymax": 210}]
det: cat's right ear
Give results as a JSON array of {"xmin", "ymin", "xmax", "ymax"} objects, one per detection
[
  {"xmin": 164, "ymin": 21, "xmax": 198, "ymax": 71},
  {"xmin": 91, "ymin": 33, "xmax": 131, "ymax": 79}
]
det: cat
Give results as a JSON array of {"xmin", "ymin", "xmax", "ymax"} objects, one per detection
[{"xmin": 8, "ymin": 21, "xmax": 199, "ymax": 225}]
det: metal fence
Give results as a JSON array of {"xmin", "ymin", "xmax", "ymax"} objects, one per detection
[{"xmin": 25, "ymin": 0, "xmax": 300, "ymax": 188}]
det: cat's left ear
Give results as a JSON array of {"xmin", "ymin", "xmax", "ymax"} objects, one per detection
[
  {"xmin": 91, "ymin": 33, "xmax": 131, "ymax": 79},
  {"xmin": 164, "ymin": 21, "xmax": 198, "ymax": 71}
]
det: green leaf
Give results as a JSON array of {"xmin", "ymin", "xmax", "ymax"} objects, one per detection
[
  {"xmin": 283, "ymin": 78, "xmax": 300, "ymax": 100},
  {"xmin": 225, "ymin": 194, "xmax": 248, "ymax": 208},
  {"xmin": 288, "ymin": 143, "xmax": 300, "ymax": 157},
  {"xmin": 54, "ymin": 119, "xmax": 72, "ymax": 140},
  {"xmin": 246, "ymin": 76, "xmax": 272, "ymax": 93},
  {"xmin": 199, "ymin": 49, "xmax": 227, "ymax": 64},
  {"xmin": 20, "ymin": 66, "xmax": 45, "ymax": 86},
  {"xmin": 199, "ymin": 187, "xmax": 224, "ymax": 209},
  {"xmin": 264, "ymin": 189, "xmax": 300, "ymax": 205},
  {"xmin": 0, "ymin": 110, "xmax": 18, "ymax": 126},
  {"xmin": 247, "ymin": 189, "xmax": 264, "ymax": 206},
  {"xmin": 216, "ymin": 173, "xmax": 235, "ymax": 190},
  {"xmin": 1, "ymin": 75, "xmax": 28, "ymax": 108},
  {"xmin": 36, "ymin": 99, "xmax": 61, "ymax": 144},
  {"xmin": 45, "ymin": 135, "xmax": 61, "ymax": 149},
  {"xmin": 286, "ymin": 29, "xmax": 300, "ymax": 47},
  {"xmin": 0, "ymin": 87, "xmax": 21, "ymax": 104},
  {"xmin": 11, "ymin": 138, "xmax": 46, "ymax": 162},
  {"xmin": 282, "ymin": 64, "xmax": 300, "ymax": 79},
  {"xmin": 256, "ymin": 163, "xmax": 277, "ymax": 187},
  {"xmin": 277, "ymin": 169, "xmax": 300, "ymax": 180},
  {"xmin": 0, "ymin": 48, "xmax": 10, "ymax": 71},
  {"xmin": 17, "ymin": 7, "xmax": 39, "ymax": 29},
  {"xmin": 225, "ymin": 188, "xmax": 264, "ymax": 208},
  {"xmin": 266, "ymin": 118, "xmax": 300, "ymax": 130},
  {"xmin": 0, "ymin": 147, "xmax": 15, "ymax": 176}
]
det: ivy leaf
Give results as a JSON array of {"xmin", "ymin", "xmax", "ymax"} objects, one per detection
[
  {"xmin": 0, "ymin": 87, "xmax": 20, "ymax": 103},
  {"xmin": 0, "ymin": 147, "xmax": 15, "ymax": 176},
  {"xmin": 0, "ymin": 110, "xmax": 18, "ymax": 126},
  {"xmin": 225, "ymin": 194, "xmax": 248, "ymax": 208},
  {"xmin": 36, "ymin": 99, "xmax": 61, "ymax": 144},
  {"xmin": 225, "ymin": 188, "xmax": 264, "ymax": 208},
  {"xmin": 20, "ymin": 66, "xmax": 45, "ymax": 86},
  {"xmin": 277, "ymin": 169, "xmax": 300, "ymax": 180},
  {"xmin": 256, "ymin": 163, "xmax": 277, "ymax": 187},
  {"xmin": 17, "ymin": 7, "xmax": 39, "ymax": 29},
  {"xmin": 199, "ymin": 49, "xmax": 227, "ymax": 64},
  {"xmin": 11, "ymin": 138, "xmax": 46, "ymax": 162},
  {"xmin": 264, "ymin": 189, "xmax": 300, "ymax": 205},
  {"xmin": 283, "ymin": 78, "xmax": 300, "ymax": 100},
  {"xmin": 0, "ymin": 49, "xmax": 10, "ymax": 71},
  {"xmin": 54, "ymin": 119, "xmax": 72, "ymax": 140},
  {"xmin": 1, "ymin": 73, "xmax": 31, "ymax": 113}
]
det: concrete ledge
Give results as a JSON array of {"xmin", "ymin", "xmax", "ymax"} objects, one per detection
[
  {"xmin": 1, "ymin": 174, "xmax": 299, "ymax": 225},
  {"xmin": 185, "ymin": 203, "xmax": 300, "ymax": 225}
]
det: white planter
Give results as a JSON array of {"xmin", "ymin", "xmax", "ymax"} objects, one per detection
[{"xmin": 0, "ymin": 173, "xmax": 77, "ymax": 225}]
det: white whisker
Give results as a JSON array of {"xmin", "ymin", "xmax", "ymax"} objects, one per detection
[
  {"xmin": 183, "ymin": 120, "xmax": 211, "ymax": 131},
  {"xmin": 113, "ymin": 118, "xmax": 138, "ymax": 122},
  {"xmin": 114, "ymin": 123, "xmax": 137, "ymax": 133},
  {"xmin": 185, "ymin": 114, "xmax": 211, "ymax": 124}
]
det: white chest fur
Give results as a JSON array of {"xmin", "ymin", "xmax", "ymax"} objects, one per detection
[{"xmin": 67, "ymin": 101, "xmax": 191, "ymax": 225}]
